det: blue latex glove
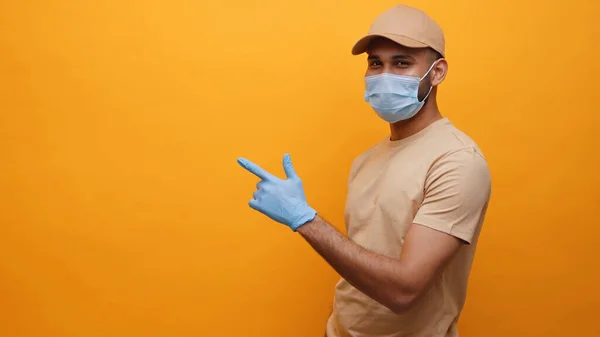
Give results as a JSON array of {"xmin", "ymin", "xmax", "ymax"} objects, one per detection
[{"xmin": 237, "ymin": 153, "xmax": 317, "ymax": 231}]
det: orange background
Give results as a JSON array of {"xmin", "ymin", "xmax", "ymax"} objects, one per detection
[{"xmin": 1, "ymin": 0, "xmax": 599, "ymax": 336}]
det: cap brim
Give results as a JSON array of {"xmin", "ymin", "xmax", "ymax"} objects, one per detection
[{"xmin": 351, "ymin": 33, "xmax": 429, "ymax": 55}]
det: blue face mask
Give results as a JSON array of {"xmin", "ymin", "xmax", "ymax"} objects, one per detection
[{"xmin": 364, "ymin": 61, "xmax": 437, "ymax": 123}]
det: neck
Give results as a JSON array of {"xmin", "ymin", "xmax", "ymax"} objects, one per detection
[{"xmin": 389, "ymin": 97, "xmax": 442, "ymax": 141}]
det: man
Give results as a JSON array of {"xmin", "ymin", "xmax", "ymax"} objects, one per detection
[{"xmin": 237, "ymin": 4, "xmax": 491, "ymax": 337}]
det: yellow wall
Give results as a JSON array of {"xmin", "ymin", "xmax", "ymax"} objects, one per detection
[{"xmin": 1, "ymin": 0, "xmax": 598, "ymax": 336}]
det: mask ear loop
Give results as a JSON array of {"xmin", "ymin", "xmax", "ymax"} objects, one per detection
[
  {"xmin": 418, "ymin": 59, "xmax": 443, "ymax": 102},
  {"xmin": 419, "ymin": 60, "xmax": 439, "ymax": 81},
  {"xmin": 420, "ymin": 85, "xmax": 433, "ymax": 103}
]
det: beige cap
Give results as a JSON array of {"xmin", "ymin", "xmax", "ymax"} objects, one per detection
[{"xmin": 351, "ymin": 4, "xmax": 445, "ymax": 57}]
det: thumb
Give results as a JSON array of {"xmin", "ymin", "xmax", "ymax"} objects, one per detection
[{"xmin": 282, "ymin": 153, "xmax": 297, "ymax": 179}]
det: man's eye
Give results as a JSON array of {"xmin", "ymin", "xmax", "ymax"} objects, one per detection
[
  {"xmin": 369, "ymin": 61, "xmax": 381, "ymax": 67},
  {"xmin": 396, "ymin": 61, "xmax": 409, "ymax": 66}
]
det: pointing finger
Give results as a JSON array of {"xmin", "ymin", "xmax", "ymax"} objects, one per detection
[{"xmin": 237, "ymin": 158, "xmax": 276, "ymax": 181}]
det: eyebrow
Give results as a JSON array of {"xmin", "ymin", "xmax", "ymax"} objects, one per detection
[{"xmin": 367, "ymin": 54, "xmax": 416, "ymax": 61}]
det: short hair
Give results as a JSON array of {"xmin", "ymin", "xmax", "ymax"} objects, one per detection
[{"xmin": 428, "ymin": 48, "xmax": 443, "ymax": 62}]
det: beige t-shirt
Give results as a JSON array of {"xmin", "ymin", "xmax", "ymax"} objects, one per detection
[{"xmin": 326, "ymin": 118, "xmax": 491, "ymax": 337}]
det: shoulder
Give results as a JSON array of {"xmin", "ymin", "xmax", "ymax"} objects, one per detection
[
  {"xmin": 422, "ymin": 121, "xmax": 491, "ymax": 191},
  {"xmin": 422, "ymin": 120, "xmax": 489, "ymax": 168},
  {"xmin": 424, "ymin": 147, "xmax": 491, "ymax": 210},
  {"xmin": 431, "ymin": 147, "xmax": 490, "ymax": 182},
  {"xmin": 435, "ymin": 120, "xmax": 485, "ymax": 154}
]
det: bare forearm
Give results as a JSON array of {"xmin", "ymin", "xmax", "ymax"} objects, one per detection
[{"xmin": 297, "ymin": 215, "xmax": 417, "ymax": 313}]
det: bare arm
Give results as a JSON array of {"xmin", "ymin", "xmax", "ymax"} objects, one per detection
[{"xmin": 297, "ymin": 215, "xmax": 462, "ymax": 314}]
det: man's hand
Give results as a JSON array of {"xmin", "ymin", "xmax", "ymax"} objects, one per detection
[{"xmin": 237, "ymin": 153, "xmax": 317, "ymax": 231}]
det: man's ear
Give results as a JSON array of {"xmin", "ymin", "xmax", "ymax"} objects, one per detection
[{"xmin": 431, "ymin": 59, "xmax": 448, "ymax": 86}]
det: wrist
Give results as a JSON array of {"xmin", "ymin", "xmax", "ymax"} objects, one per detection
[
  {"xmin": 290, "ymin": 207, "xmax": 317, "ymax": 232},
  {"xmin": 295, "ymin": 214, "xmax": 322, "ymax": 234}
]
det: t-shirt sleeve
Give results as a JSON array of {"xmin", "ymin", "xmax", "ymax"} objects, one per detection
[{"xmin": 412, "ymin": 147, "xmax": 491, "ymax": 244}]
